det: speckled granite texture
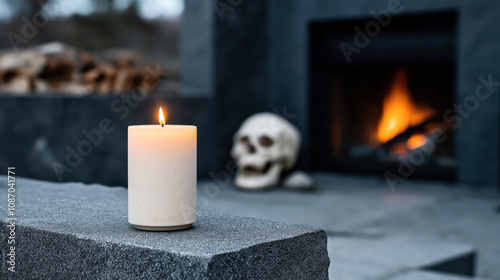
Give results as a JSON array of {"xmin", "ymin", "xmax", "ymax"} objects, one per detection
[
  {"xmin": 0, "ymin": 176, "xmax": 329, "ymax": 279},
  {"xmin": 386, "ymin": 271, "xmax": 492, "ymax": 280}
]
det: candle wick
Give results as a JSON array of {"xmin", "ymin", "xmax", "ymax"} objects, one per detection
[{"xmin": 162, "ymin": 123, "xmax": 164, "ymax": 127}]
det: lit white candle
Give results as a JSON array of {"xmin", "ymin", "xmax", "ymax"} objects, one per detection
[{"xmin": 128, "ymin": 107, "xmax": 196, "ymax": 231}]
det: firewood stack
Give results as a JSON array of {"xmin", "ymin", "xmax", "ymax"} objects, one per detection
[{"xmin": 0, "ymin": 42, "xmax": 162, "ymax": 95}]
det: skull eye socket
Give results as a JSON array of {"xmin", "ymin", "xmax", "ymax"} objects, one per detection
[
  {"xmin": 259, "ymin": 136, "xmax": 274, "ymax": 147},
  {"xmin": 240, "ymin": 136, "xmax": 249, "ymax": 144}
]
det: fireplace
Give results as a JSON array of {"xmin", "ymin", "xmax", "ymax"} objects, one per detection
[{"xmin": 309, "ymin": 11, "xmax": 458, "ymax": 181}]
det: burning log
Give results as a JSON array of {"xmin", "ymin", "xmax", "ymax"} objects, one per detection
[
  {"xmin": 376, "ymin": 119, "xmax": 455, "ymax": 165},
  {"xmin": 380, "ymin": 116, "xmax": 439, "ymax": 149}
]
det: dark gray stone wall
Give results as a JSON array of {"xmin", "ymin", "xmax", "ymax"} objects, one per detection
[
  {"xmin": 181, "ymin": 0, "xmax": 214, "ymax": 96},
  {"xmin": 213, "ymin": 0, "xmax": 272, "ymax": 169},
  {"xmin": 266, "ymin": 0, "xmax": 500, "ymax": 185},
  {"xmin": 180, "ymin": 0, "xmax": 500, "ymax": 185},
  {"xmin": 0, "ymin": 95, "xmax": 215, "ymax": 186}
]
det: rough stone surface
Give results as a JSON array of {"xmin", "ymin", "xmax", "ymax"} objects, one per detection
[
  {"xmin": 327, "ymin": 236, "xmax": 475, "ymax": 280},
  {"xmin": 386, "ymin": 271, "xmax": 492, "ymax": 280},
  {"xmin": 197, "ymin": 173, "xmax": 500, "ymax": 279},
  {"xmin": 0, "ymin": 176, "xmax": 329, "ymax": 279}
]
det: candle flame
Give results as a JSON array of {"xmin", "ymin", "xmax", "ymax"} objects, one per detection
[{"xmin": 159, "ymin": 107, "xmax": 166, "ymax": 126}]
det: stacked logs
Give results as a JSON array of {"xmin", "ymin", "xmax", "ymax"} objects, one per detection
[{"xmin": 0, "ymin": 42, "xmax": 162, "ymax": 95}]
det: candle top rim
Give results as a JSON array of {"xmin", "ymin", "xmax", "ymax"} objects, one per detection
[{"xmin": 129, "ymin": 124, "xmax": 196, "ymax": 130}]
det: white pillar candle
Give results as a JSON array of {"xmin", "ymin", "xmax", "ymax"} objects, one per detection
[{"xmin": 128, "ymin": 108, "xmax": 196, "ymax": 231}]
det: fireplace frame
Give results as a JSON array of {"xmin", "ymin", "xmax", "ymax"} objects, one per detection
[{"xmin": 308, "ymin": 10, "xmax": 458, "ymax": 181}]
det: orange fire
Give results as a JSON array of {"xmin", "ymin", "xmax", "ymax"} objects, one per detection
[
  {"xmin": 377, "ymin": 70, "xmax": 435, "ymax": 144},
  {"xmin": 159, "ymin": 107, "xmax": 166, "ymax": 126},
  {"xmin": 407, "ymin": 134, "xmax": 428, "ymax": 150}
]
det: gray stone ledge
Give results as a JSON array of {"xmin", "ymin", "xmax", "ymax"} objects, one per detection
[
  {"xmin": 386, "ymin": 270, "xmax": 492, "ymax": 280},
  {"xmin": 0, "ymin": 176, "xmax": 329, "ymax": 279},
  {"xmin": 327, "ymin": 236, "xmax": 476, "ymax": 280}
]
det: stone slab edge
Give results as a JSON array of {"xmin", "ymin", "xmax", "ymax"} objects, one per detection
[{"xmin": 1, "ymin": 221, "xmax": 329, "ymax": 280}]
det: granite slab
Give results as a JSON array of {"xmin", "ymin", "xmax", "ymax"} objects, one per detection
[{"xmin": 0, "ymin": 176, "xmax": 329, "ymax": 279}]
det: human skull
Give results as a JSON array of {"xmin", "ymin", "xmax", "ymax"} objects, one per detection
[{"xmin": 231, "ymin": 112, "xmax": 301, "ymax": 190}]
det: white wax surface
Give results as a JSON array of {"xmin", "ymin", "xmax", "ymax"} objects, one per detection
[{"xmin": 128, "ymin": 125, "xmax": 197, "ymax": 227}]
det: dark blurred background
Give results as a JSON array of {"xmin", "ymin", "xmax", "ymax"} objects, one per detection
[
  {"xmin": 0, "ymin": 0, "xmax": 498, "ymax": 188},
  {"xmin": 1, "ymin": 1, "xmax": 500, "ymax": 279}
]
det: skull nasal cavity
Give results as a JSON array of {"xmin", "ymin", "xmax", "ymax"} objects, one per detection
[
  {"xmin": 248, "ymin": 145, "xmax": 256, "ymax": 154},
  {"xmin": 240, "ymin": 136, "xmax": 256, "ymax": 154}
]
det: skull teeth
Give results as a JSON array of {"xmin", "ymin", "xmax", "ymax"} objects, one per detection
[{"xmin": 241, "ymin": 162, "xmax": 272, "ymax": 176}]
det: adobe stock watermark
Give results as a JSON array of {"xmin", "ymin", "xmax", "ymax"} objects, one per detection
[
  {"xmin": 384, "ymin": 74, "xmax": 500, "ymax": 190},
  {"xmin": 50, "ymin": 65, "xmax": 165, "ymax": 182},
  {"xmin": 339, "ymin": 0, "xmax": 411, "ymax": 64},
  {"xmin": 6, "ymin": 167, "xmax": 17, "ymax": 273},
  {"xmin": 7, "ymin": 0, "xmax": 69, "ymax": 52},
  {"xmin": 196, "ymin": 106, "xmax": 297, "ymax": 210},
  {"xmin": 212, "ymin": 0, "xmax": 244, "ymax": 21}
]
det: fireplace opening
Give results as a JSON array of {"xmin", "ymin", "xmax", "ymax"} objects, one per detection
[{"xmin": 309, "ymin": 11, "xmax": 457, "ymax": 181}]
